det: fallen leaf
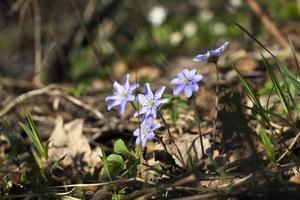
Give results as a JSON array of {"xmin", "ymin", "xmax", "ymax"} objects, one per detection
[
  {"xmin": 48, "ymin": 116, "xmax": 101, "ymax": 170},
  {"xmin": 290, "ymin": 175, "xmax": 300, "ymax": 184}
]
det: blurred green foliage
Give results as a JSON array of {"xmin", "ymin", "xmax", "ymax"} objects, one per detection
[{"xmin": 0, "ymin": 0, "xmax": 299, "ymax": 83}]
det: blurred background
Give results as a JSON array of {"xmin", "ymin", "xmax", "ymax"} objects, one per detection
[{"xmin": 0, "ymin": 0, "xmax": 299, "ymax": 88}]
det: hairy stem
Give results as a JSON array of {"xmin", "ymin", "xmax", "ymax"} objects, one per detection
[
  {"xmin": 158, "ymin": 111, "xmax": 186, "ymax": 167},
  {"xmin": 192, "ymin": 96, "xmax": 206, "ymax": 158},
  {"xmin": 213, "ymin": 62, "xmax": 220, "ymax": 146}
]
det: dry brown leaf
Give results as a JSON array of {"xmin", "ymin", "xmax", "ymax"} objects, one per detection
[
  {"xmin": 132, "ymin": 65, "xmax": 161, "ymax": 80},
  {"xmin": 234, "ymin": 57, "xmax": 259, "ymax": 73},
  {"xmin": 289, "ymin": 175, "xmax": 300, "ymax": 184},
  {"xmin": 157, "ymin": 133, "xmax": 211, "ymax": 167},
  {"xmin": 113, "ymin": 60, "xmax": 128, "ymax": 79},
  {"xmin": 48, "ymin": 116, "xmax": 101, "ymax": 169}
]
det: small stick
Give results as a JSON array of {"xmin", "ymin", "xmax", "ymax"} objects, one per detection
[
  {"xmin": 0, "ymin": 85, "xmax": 104, "ymax": 119},
  {"xmin": 246, "ymin": 0, "xmax": 289, "ymax": 48}
]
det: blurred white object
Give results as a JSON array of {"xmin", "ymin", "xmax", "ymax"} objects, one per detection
[
  {"xmin": 230, "ymin": 0, "xmax": 242, "ymax": 7},
  {"xmin": 199, "ymin": 9, "xmax": 214, "ymax": 22},
  {"xmin": 183, "ymin": 21, "xmax": 198, "ymax": 37},
  {"xmin": 170, "ymin": 32, "xmax": 183, "ymax": 46},
  {"xmin": 147, "ymin": 5, "xmax": 168, "ymax": 26},
  {"xmin": 213, "ymin": 22, "xmax": 227, "ymax": 35}
]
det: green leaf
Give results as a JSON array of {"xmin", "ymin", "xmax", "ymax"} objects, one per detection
[
  {"xmin": 19, "ymin": 114, "xmax": 48, "ymax": 160},
  {"xmin": 233, "ymin": 21, "xmax": 278, "ymax": 60},
  {"xmin": 278, "ymin": 62, "xmax": 300, "ymax": 92},
  {"xmin": 261, "ymin": 54, "xmax": 290, "ymax": 114},
  {"xmin": 177, "ymin": 102, "xmax": 189, "ymax": 109},
  {"xmin": 260, "ymin": 127, "xmax": 275, "ymax": 162},
  {"xmin": 107, "ymin": 154, "xmax": 124, "ymax": 165},
  {"xmin": 100, "ymin": 147, "xmax": 112, "ymax": 180},
  {"xmin": 233, "ymin": 65, "xmax": 265, "ymax": 113},
  {"xmin": 114, "ymin": 139, "xmax": 135, "ymax": 159},
  {"xmin": 171, "ymin": 110, "xmax": 178, "ymax": 123},
  {"xmin": 104, "ymin": 154, "xmax": 124, "ymax": 178}
]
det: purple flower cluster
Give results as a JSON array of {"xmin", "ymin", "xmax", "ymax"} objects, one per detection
[
  {"xmin": 106, "ymin": 42, "xmax": 228, "ymax": 147},
  {"xmin": 105, "ymin": 74, "xmax": 167, "ymax": 147},
  {"xmin": 170, "ymin": 42, "xmax": 228, "ymax": 97},
  {"xmin": 134, "ymin": 84, "xmax": 168, "ymax": 146}
]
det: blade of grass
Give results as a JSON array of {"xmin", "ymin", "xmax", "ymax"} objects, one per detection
[
  {"xmin": 278, "ymin": 62, "xmax": 300, "ymax": 92},
  {"xmin": 261, "ymin": 53, "xmax": 290, "ymax": 114},
  {"xmin": 260, "ymin": 127, "xmax": 275, "ymax": 162},
  {"xmin": 233, "ymin": 21, "xmax": 278, "ymax": 60},
  {"xmin": 19, "ymin": 114, "xmax": 48, "ymax": 159},
  {"xmin": 100, "ymin": 146, "xmax": 112, "ymax": 181}
]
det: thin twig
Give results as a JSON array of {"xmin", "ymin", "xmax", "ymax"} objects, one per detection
[
  {"xmin": 246, "ymin": 0, "xmax": 289, "ymax": 48},
  {"xmin": 277, "ymin": 131, "xmax": 300, "ymax": 162},
  {"xmin": 0, "ymin": 85, "xmax": 104, "ymax": 119},
  {"xmin": 69, "ymin": 0, "xmax": 102, "ymax": 67},
  {"xmin": 32, "ymin": 0, "xmax": 43, "ymax": 86},
  {"xmin": 49, "ymin": 177, "xmax": 146, "ymax": 189}
]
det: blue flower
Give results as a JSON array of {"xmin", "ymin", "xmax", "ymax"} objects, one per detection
[
  {"xmin": 193, "ymin": 42, "xmax": 229, "ymax": 63},
  {"xmin": 171, "ymin": 69, "xmax": 203, "ymax": 98},
  {"xmin": 133, "ymin": 118, "xmax": 160, "ymax": 147},
  {"xmin": 105, "ymin": 74, "xmax": 139, "ymax": 114},
  {"xmin": 135, "ymin": 83, "xmax": 168, "ymax": 119}
]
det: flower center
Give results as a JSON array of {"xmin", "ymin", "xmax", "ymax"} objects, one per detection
[
  {"xmin": 121, "ymin": 92, "xmax": 127, "ymax": 98},
  {"xmin": 142, "ymin": 127, "xmax": 149, "ymax": 135},
  {"xmin": 148, "ymin": 101, "xmax": 155, "ymax": 107},
  {"xmin": 183, "ymin": 78, "xmax": 190, "ymax": 84}
]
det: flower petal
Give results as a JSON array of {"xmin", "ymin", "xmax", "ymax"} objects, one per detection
[
  {"xmin": 137, "ymin": 94, "xmax": 148, "ymax": 105},
  {"xmin": 141, "ymin": 137, "xmax": 148, "ymax": 147},
  {"xmin": 193, "ymin": 74, "xmax": 203, "ymax": 83},
  {"xmin": 189, "ymin": 69, "xmax": 197, "ymax": 77},
  {"xmin": 107, "ymin": 99, "xmax": 121, "ymax": 110},
  {"xmin": 129, "ymin": 83, "xmax": 139, "ymax": 93},
  {"xmin": 113, "ymin": 81, "xmax": 123, "ymax": 94},
  {"xmin": 119, "ymin": 102, "xmax": 126, "ymax": 113},
  {"xmin": 135, "ymin": 136, "xmax": 143, "ymax": 145},
  {"xmin": 152, "ymin": 123, "xmax": 161, "ymax": 130},
  {"xmin": 123, "ymin": 74, "xmax": 130, "ymax": 89},
  {"xmin": 177, "ymin": 71, "xmax": 185, "ymax": 79},
  {"xmin": 191, "ymin": 84, "xmax": 199, "ymax": 92},
  {"xmin": 193, "ymin": 54, "xmax": 208, "ymax": 62},
  {"xmin": 184, "ymin": 87, "xmax": 193, "ymax": 97},
  {"xmin": 215, "ymin": 42, "xmax": 229, "ymax": 53},
  {"xmin": 133, "ymin": 128, "xmax": 141, "ymax": 136},
  {"xmin": 126, "ymin": 94, "xmax": 135, "ymax": 101},
  {"xmin": 157, "ymin": 98, "xmax": 168, "ymax": 105},
  {"xmin": 171, "ymin": 78, "xmax": 182, "ymax": 85},
  {"xmin": 138, "ymin": 107, "xmax": 148, "ymax": 115},
  {"xmin": 105, "ymin": 95, "xmax": 118, "ymax": 101},
  {"xmin": 155, "ymin": 86, "xmax": 165, "ymax": 99},
  {"xmin": 173, "ymin": 85, "xmax": 185, "ymax": 95},
  {"xmin": 182, "ymin": 69, "xmax": 190, "ymax": 77},
  {"xmin": 147, "ymin": 132, "xmax": 155, "ymax": 141},
  {"xmin": 144, "ymin": 83, "xmax": 154, "ymax": 99}
]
